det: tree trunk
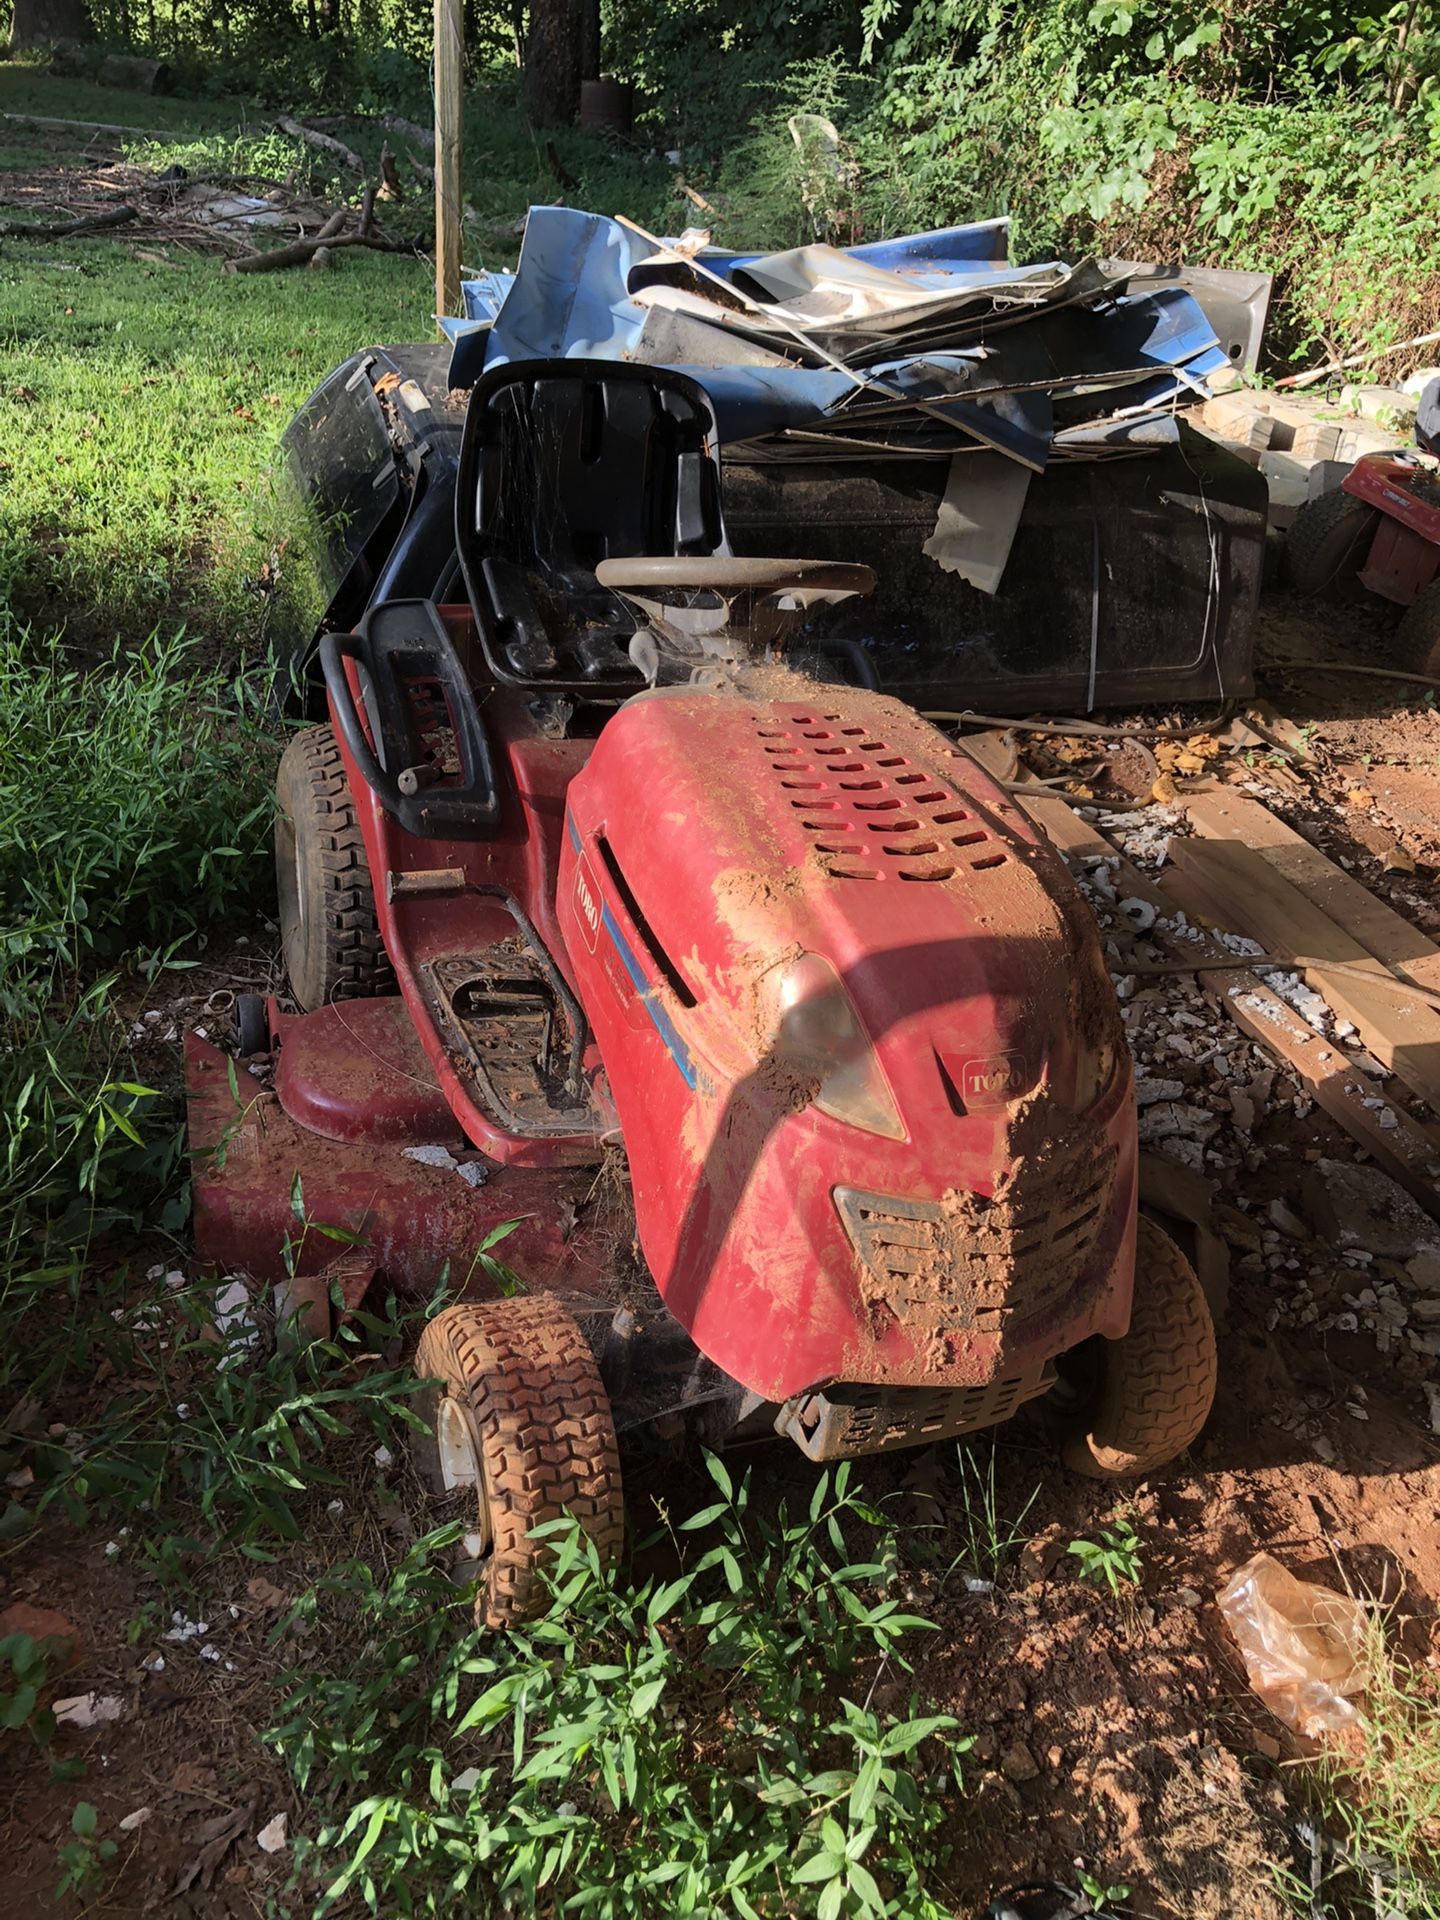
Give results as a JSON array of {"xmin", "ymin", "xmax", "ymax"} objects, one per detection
[
  {"xmin": 522, "ymin": 0, "xmax": 581, "ymax": 127},
  {"xmin": 9, "ymin": 0, "xmax": 92, "ymax": 47},
  {"xmin": 579, "ymin": 0, "xmax": 599, "ymax": 82}
]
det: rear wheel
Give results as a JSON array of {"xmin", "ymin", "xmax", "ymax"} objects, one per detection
[
  {"xmin": 413, "ymin": 1296, "xmax": 625, "ymax": 1628},
  {"xmin": 1285, "ymin": 487, "xmax": 1381, "ymax": 601},
  {"xmin": 1396, "ymin": 578, "xmax": 1440, "ymax": 678},
  {"xmin": 275, "ymin": 724, "xmax": 391, "ymax": 1011},
  {"xmin": 1061, "ymin": 1217, "xmax": 1216, "ymax": 1479}
]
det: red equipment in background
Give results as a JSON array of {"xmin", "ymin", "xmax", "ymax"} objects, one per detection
[{"xmin": 1286, "ymin": 383, "xmax": 1440, "ymax": 672}]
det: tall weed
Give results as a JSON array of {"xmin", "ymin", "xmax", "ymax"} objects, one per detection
[
  {"xmin": 267, "ymin": 1456, "xmax": 970, "ymax": 1918},
  {"xmin": 0, "ymin": 622, "xmax": 276, "ymax": 1387}
]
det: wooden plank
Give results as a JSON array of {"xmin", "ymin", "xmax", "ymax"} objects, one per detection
[
  {"xmin": 1171, "ymin": 836, "xmax": 1440, "ymax": 1116},
  {"xmin": 1157, "ymin": 864, "xmax": 1440, "ymax": 1208},
  {"xmin": 984, "ymin": 773, "xmax": 1440, "ymax": 1215},
  {"xmin": 434, "ymin": 0, "xmax": 464, "ymax": 319},
  {"xmin": 1182, "ymin": 788, "xmax": 1440, "ymax": 990}
]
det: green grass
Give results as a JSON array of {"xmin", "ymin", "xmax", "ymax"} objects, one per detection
[
  {"xmin": 0, "ymin": 63, "xmax": 254, "ymax": 143},
  {"xmin": 0, "ymin": 68, "xmax": 683, "ymax": 656},
  {"xmin": 0, "ymin": 100, "xmax": 428, "ymax": 653},
  {"xmin": 1317, "ymin": 1611, "xmax": 1440, "ymax": 1920}
]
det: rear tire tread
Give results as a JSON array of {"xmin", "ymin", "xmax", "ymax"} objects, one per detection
[
  {"xmin": 1285, "ymin": 487, "xmax": 1381, "ymax": 600},
  {"xmin": 276, "ymin": 724, "xmax": 392, "ymax": 1009}
]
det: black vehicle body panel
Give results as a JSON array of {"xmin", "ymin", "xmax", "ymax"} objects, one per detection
[{"xmin": 278, "ymin": 343, "xmax": 1264, "ymax": 713}]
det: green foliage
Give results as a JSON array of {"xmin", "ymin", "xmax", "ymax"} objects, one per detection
[
  {"xmin": 0, "ymin": 626, "xmax": 274, "ymax": 990},
  {"xmin": 1075, "ymin": 1864, "xmax": 1132, "ymax": 1911},
  {"xmin": 1067, "ymin": 1519, "xmax": 1144, "ymax": 1595},
  {"xmin": 0, "ymin": 1632, "xmax": 65, "ymax": 1748},
  {"xmin": 1313, "ymin": 1610, "xmax": 1440, "ymax": 1919},
  {"xmin": 948, "ymin": 1440, "xmax": 1040, "ymax": 1587},
  {"xmin": 267, "ymin": 1456, "xmax": 971, "ymax": 1917},
  {"xmin": 27, "ymin": 1270, "xmax": 432, "ymax": 1563},
  {"xmin": 55, "ymin": 1801, "xmax": 117, "ymax": 1899},
  {"xmin": 0, "ymin": 622, "xmax": 275, "ymax": 1349}
]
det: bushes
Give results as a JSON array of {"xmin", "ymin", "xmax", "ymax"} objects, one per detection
[{"xmin": 605, "ymin": 0, "xmax": 1440, "ymax": 373}]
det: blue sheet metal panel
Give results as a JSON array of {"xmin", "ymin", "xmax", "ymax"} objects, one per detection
[
  {"xmin": 485, "ymin": 207, "xmax": 655, "ymax": 361},
  {"xmin": 671, "ymin": 356, "xmax": 1053, "ymax": 467}
]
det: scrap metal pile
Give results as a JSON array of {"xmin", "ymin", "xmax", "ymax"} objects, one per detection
[{"xmin": 447, "ymin": 207, "xmax": 1234, "ymax": 473}]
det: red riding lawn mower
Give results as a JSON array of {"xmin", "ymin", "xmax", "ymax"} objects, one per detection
[
  {"xmin": 1286, "ymin": 377, "xmax": 1440, "ymax": 672},
  {"xmin": 189, "ymin": 361, "xmax": 1217, "ymax": 1627}
]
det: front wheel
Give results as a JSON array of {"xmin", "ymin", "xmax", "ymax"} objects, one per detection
[
  {"xmin": 1060, "ymin": 1217, "xmax": 1216, "ymax": 1479},
  {"xmin": 275, "ymin": 723, "xmax": 391, "ymax": 1011},
  {"xmin": 413, "ymin": 1296, "xmax": 625, "ymax": 1627}
]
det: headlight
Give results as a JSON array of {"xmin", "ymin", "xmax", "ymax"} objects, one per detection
[
  {"xmin": 765, "ymin": 952, "xmax": 905, "ymax": 1140},
  {"xmin": 1073, "ymin": 948, "xmax": 1124, "ymax": 1111},
  {"xmin": 1073, "ymin": 1035, "xmax": 1121, "ymax": 1112}
]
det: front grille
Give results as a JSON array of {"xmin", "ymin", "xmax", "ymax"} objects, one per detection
[
  {"xmin": 776, "ymin": 1367, "xmax": 1055, "ymax": 1460},
  {"xmin": 835, "ymin": 1134, "xmax": 1116, "ymax": 1332},
  {"xmin": 753, "ymin": 705, "xmax": 1007, "ymax": 885}
]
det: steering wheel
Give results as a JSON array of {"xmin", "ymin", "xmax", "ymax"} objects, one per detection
[
  {"xmin": 591, "ymin": 552, "xmax": 875, "ymax": 602},
  {"xmin": 595, "ymin": 556, "xmax": 876, "ymax": 598},
  {"xmin": 594, "ymin": 556, "xmax": 876, "ymax": 665}
]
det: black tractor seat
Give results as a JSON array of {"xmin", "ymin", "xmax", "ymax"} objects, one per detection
[{"xmin": 455, "ymin": 359, "xmax": 728, "ymax": 696}]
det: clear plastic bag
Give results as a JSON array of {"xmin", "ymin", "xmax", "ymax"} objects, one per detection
[{"xmin": 1217, "ymin": 1551, "xmax": 1371, "ymax": 1738}]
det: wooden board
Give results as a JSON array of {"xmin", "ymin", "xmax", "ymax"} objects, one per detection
[
  {"xmin": 961, "ymin": 746, "xmax": 1440, "ymax": 1216},
  {"xmin": 1170, "ymin": 835, "xmax": 1440, "ymax": 1116},
  {"xmin": 1182, "ymin": 788, "xmax": 1440, "ymax": 990}
]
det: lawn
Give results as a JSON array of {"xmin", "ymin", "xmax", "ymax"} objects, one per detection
[
  {"xmin": 0, "ymin": 75, "xmax": 431, "ymax": 654},
  {"xmin": 0, "ymin": 68, "xmax": 677, "ymax": 656}
]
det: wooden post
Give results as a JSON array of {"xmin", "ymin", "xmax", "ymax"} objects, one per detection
[{"xmin": 434, "ymin": 0, "xmax": 464, "ymax": 320}]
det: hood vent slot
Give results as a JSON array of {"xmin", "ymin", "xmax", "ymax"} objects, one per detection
[{"xmin": 595, "ymin": 833, "xmax": 697, "ymax": 1006}]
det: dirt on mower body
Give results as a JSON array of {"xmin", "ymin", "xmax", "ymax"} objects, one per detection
[{"xmin": 191, "ymin": 359, "xmax": 1215, "ymax": 1623}]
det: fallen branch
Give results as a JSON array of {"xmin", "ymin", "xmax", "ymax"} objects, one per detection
[
  {"xmin": 406, "ymin": 151, "xmax": 435, "ymax": 190},
  {"xmin": 0, "ymin": 110, "xmax": 168, "ymax": 139},
  {"xmin": 0, "ymin": 203, "xmax": 138, "ymax": 240},
  {"xmin": 224, "ymin": 218, "xmax": 418, "ymax": 274},
  {"xmin": 676, "ymin": 177, "xmax": 716, "ymax": 215},
  {"xmin": 379, "ymin": 112, "xmax": 434, "ymax": 153},
  {"xmin": 276, "ymin": 116, "xmax": 363, "ymax": 174},
  {"xmin": 1276, "ymin": 327, "xmax": 1440, "ymax": 391},
  {"xmin": 296, "ymin": 109, "xmax": 434, "ymax": 152}
]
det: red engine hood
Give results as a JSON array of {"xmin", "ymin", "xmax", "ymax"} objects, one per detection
[{"xmin": 560, "ymin": 680, "xmax": 1135, "ymax": 1402}]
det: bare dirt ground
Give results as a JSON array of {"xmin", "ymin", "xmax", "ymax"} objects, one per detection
[{"xmin": 4, "ymin": 585, "xmax": 1440, "ymax": 1917}]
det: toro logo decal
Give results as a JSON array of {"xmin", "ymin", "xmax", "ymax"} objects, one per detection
[
  {"xmin": 573, "ymin": 853, "xmax": 603, "ymax": 954},
  {"xmin": 957, "ymin": 1051, "xmax": 1031, "ymax": 1106}
]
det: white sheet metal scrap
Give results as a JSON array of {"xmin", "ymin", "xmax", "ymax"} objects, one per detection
[{"xmin": 442, "ymin": 207, "xmax": 1237, "ymax": 593}]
